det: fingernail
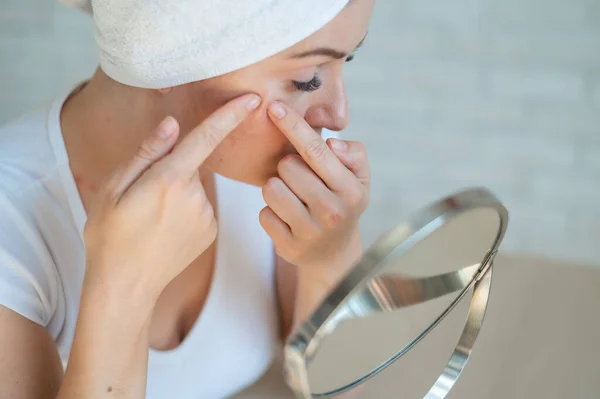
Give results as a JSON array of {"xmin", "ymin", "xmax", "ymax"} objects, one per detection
[
  {"xmin": 268, "ymin": 102, "xmax": 287, "ymax": 119},
  {"xmin": 330, "ymin": 138, "xmax": 348, "ymax": 152},
  {"xmin": 246, "ymin": 95, "xmax": 262, "ymax": 111},
  {"xmin": 157, "ymin": 117, "xmax": 177, "ymax": 139}
]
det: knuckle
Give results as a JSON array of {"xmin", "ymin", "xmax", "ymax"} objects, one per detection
[
  {"xmin": 288, "ymin": 246, "xmax": 309, "ymax": 265},
  {"xmin": 196, "ymin": 200, "xmax": 216, "ymax": 223},
  {"xmin": 289, "ymin": 116, "xmax": 304, "ymax": 133},
  {"xmin": 102, "ymin": 179, "xmax": 120, "ymax": 198},
  {"xmin": 209, "ymin": 110, "xmax": 233, "ymax": 131},
  {"xmin": 355, "ymin": 143, "xmax": 368, "ymax": 162},
  {"xmin": 135, "ymin": 143, "xmax": 158, "ymax": 161},
  {"xmin": 274, "ymin": 242, "xmax": 294, "ymax": 261},
  {"xmin": 230, "ymin": 105, "xmax": 249, "ymax": 124},
  {"xmin": 206, "ymin": 107, "xmax": 240, "ymax": 135},
  {"xmin": 189, "ymin": 185, "xmax": 206, "ymax": 205},
  {"xmin": 186, "ymin": 202, "xmax": 202, "ymax": 221},
  {"xmin": 203, "ymin": 203, "xmax": 216, "ymax": 220},
  {"xmin": 303, "ymin": 223, "xmax": 322, "ymax": 242},
  {"xmin": 207, "ymin": 217, "xmax": 218, "ymax": 238},
  {"xmin": 322, "ymin": 202, "xmax": 345, "ymax": 229},
  {"xmin": 277, "ymin": 154, "xmax": 300, "ymax": 173},
  {"xmin": 102, "ymin": 166, "xmax": 126, "ymax": 197},
  {"xmin": 345, "ymin": 186, "xmax": 365, "ymax": 208},
  {"xmin": 266, "ymin": 176, "xmax": 282, "ymax": 190},
  {"xmin": 258, "ymin": 207, "xmax": 271, "ymax": 226},
  {"xmin": 202, "ymin": 129, "xmax": 225, "ymax": 152},
  {"xmin": 304, "ymin": 139, "xmax": 329, "ymax": 162},
  {"xmin": 354, "ymin": 141, "xmax": 367, "ymax": 153},
  {"xmin": 150, "ymin": 165, "xmax": 180, "ymax": 190},
  {"xmin": 262, "ymin": 177, "xmax": 280, "ymax": 201},
  {"xmin": 199, "ymin": 193, "xmax": 212, "ymax": 211},
  {"xmin": 283, "ymin": 154, "xmax": 301, "ymax": 165}
]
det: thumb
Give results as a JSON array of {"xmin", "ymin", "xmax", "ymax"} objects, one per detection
[
  {"xmin": 105, "ymin": 116, "xmax": 180, "ymax": 200},
  {"xmin": 326, "ymin": 138, "xmax": 370, "ymax": 186}
]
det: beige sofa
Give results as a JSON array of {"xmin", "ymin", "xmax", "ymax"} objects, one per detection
[{"xmin": 234, "ymin": 254, "xmax": 600, "ymax": 398}]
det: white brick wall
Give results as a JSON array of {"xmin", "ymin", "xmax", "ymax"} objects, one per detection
[
  {"xmin": 0, "ymin": 0, "xmax": 599, "ymax": 266},
  {"xmin": 0, "ymin": 2, "xmax": 98, "ymax": 122},
  {"xmin": 593, "ymin": 79, "xmax": 600, "ymax": 107},
  {"xmin": 342, "ymin": 0, "xmax": 600, "ymax": 266},
  {"xmin": 488, "ymin": 69, "xmax": 585, "ymax": 104}
]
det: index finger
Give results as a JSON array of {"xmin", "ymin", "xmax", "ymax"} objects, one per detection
[
  {"xmin": 268, "ymin": 101, "xmax": 352, "ymax": 191},
  {"xmin": 162, "ymin": 93, "xmax": 262, "ymax": 174}
]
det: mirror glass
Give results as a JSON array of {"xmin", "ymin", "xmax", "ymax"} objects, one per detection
[{"xmin": 305, "ymin": 207, "xmax": 501, "ymax": 396}]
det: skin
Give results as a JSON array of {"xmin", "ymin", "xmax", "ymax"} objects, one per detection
[{"xmin": 0, "ymin": 0, "xmax": 376, "ymax": 398}]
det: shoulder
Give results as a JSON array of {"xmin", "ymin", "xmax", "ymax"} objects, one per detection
[
  {"xmin": 0, "ymin": 101, "xmax": 72, "ymax": 329},
  {"xmin": 0, "ymin": 100, "xmax": 68, "ymax": 250},
  {"xmin": 0, "ymin": 102, "xmax": 63, "ymax": 195},
  {"xmin": 0, "ymin": 187, "xmax": 62, "ymax": 328}
]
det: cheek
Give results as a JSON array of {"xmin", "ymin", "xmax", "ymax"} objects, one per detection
[
  {"xmin": 206, "ymin": 107, "xmax": 288, "ymax": 165},
  {"xmin": 231, "ymin": 107, "xmax": 286, "ymax": 150},
  {"xmin": 200, "ymin": 99, "xmax": 313, "ymax": 185}
]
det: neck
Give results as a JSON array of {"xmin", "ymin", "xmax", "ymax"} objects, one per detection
[
  {"xmin": 61, "ymin": 69, "xmax": 166, "ymax": 175},
  {"xmin": 60, "ymin": 69, "xmax": 215, "ymax": 205}
]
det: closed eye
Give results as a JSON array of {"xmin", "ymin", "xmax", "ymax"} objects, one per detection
[
  {"xmin": 292, "ymin": 51, "xmax": 357, "ymax": 92},
  {"xmin": 293, "ymin": 74, "xmax": 323, "ymax": 92}
]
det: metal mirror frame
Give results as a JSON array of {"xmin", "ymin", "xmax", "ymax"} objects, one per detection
[{"xmin": 283, "ymin": 187, "xmax": 509, "ymax": 399}]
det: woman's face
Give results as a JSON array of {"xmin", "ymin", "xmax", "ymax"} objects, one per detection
[{"xmin": 165, "ymin": 0, "xmax": 376, "ymax": 187}]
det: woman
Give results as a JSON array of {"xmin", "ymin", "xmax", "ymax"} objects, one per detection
[{"xmin": 0, "ymin": 0, "xmax": 375, "ymax": 397}]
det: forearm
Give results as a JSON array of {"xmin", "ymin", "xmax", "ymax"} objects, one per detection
[
  {"xmin": 292, "ymin": 231, "xmax": 363, "ymax": 332},
  {"xmin": 289, "ymin": 233, "xmax": 364, "ymax": 398},
  {"xmin": 58, "ymin": 277, "xmax": 155, "ymax": 399}
]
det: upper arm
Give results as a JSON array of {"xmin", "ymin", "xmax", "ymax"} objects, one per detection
[
  {"xmin": 0, "ymin": 192, "xmax": 63, "ymax": 398},
  {"xmin": 0, "ymin": 305, "xmax": 63, "ymax": 399},
  {"xmin": 274, "ymin": 255, "xmax": 298, "ymax": 342}
]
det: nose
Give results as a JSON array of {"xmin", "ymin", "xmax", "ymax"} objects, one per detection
[{"xmin": 304, "ymin": 73, "xmax": 349, "ymax": 132}]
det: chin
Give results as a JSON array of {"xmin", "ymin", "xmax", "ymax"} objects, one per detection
[
  {"xmin": 214, "ymin": 162, "xmax": 278, "ymax": 188},
  {"xmin": 212, "ymin": 148, "xmax": 292, "ymax": 187},
  {"xmin": 244, "ymin": 176, "xmax": 272, "ymax": 188},
  {"xmin": 245, "ymin": 167, "xmax": 279, "ymax": 187}
]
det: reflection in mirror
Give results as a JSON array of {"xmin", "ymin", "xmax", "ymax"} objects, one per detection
[{"xmin": 305, "ymin": 208, "xmax": 500, "ymax": 396}]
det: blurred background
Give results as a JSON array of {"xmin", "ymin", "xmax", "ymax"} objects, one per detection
[{"xmin": 1, "ymin": 0, "xmax": 599, "ymax": 267}]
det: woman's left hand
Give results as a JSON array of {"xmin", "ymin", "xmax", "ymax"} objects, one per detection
[{"xmin": 260, "ymin": 101, "xmax": 370, "ymax": 271}]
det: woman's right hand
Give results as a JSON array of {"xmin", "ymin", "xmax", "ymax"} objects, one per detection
[{"xmin": 82, "ymin": 93, "xmax": 262, "ymax": 301}]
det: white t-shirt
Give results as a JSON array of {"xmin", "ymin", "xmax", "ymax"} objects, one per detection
[{"xmin": 0, "ymin": 86, "xmax": 285, "ymax": 398}]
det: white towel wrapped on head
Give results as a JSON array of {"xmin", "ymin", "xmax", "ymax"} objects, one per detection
[{"xmin": 59, "ymin": 0, "xmax": 350, "ymax": 89}]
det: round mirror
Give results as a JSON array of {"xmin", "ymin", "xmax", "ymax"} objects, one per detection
[{"xmin": 283, "ymin": 187, "xmax": 508, "ymax": 398}]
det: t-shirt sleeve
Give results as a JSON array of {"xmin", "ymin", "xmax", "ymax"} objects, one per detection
[{"xmin": 0, "ymin": 193, "xmax": 57, "ymax": 327}]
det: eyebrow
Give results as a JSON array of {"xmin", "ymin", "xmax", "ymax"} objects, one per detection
[{"xmin": 290, "ymin": 33, "xmax": 368, "ymax": 60}]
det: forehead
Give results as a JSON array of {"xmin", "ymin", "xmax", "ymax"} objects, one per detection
[{"xmin": 276, "ymin": 0, "xmax": 375, "ymax": 58}]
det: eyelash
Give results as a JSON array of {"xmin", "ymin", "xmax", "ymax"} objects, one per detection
[
  {"xmin": 293, "ymin": 74, "xmax": 323, "ymax": 92},
  {"xmin": 292, "ymin": 54, "xmax": 356, "ymax": 92}
]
